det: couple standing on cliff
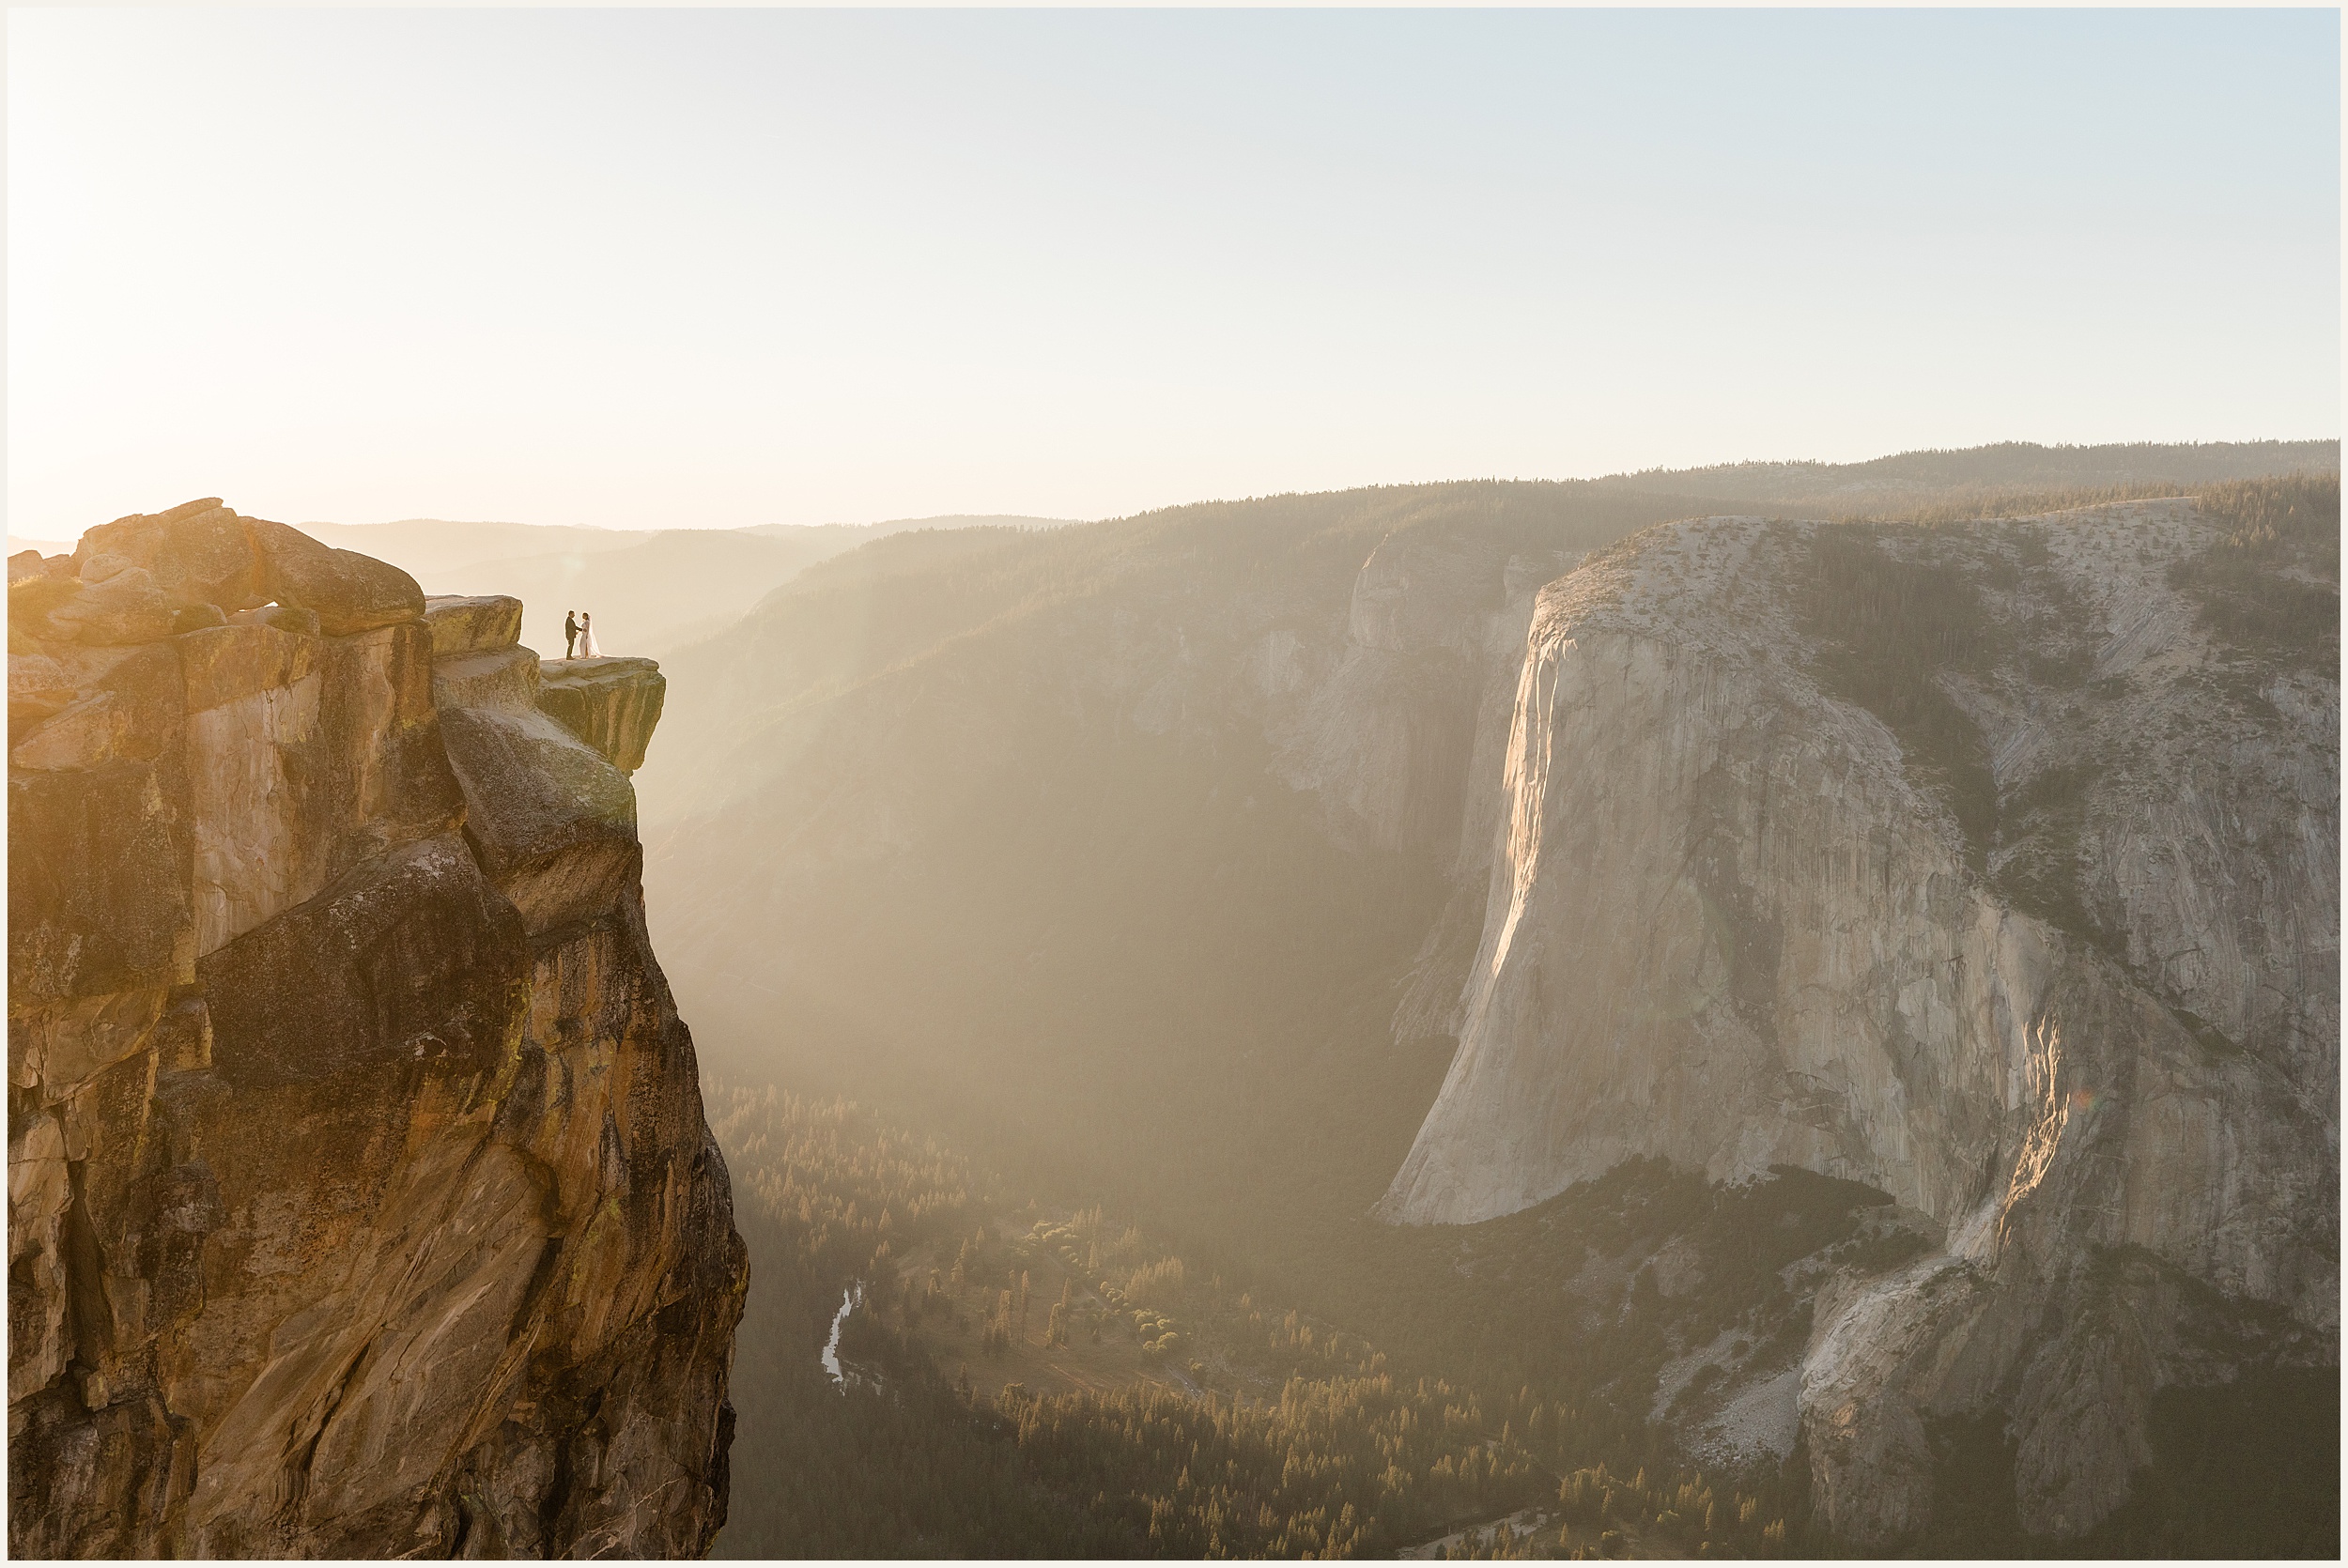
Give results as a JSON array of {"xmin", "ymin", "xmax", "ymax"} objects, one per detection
[{"xmin": 564, "ymin": 609, "xmax": 600, "ymax": 659}]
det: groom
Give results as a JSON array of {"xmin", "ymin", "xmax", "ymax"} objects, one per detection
[{"xmin": 564, "ymin": 609, "xmax": 579, "ymax": 659}]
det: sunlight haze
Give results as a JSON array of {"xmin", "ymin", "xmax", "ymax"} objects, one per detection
[
  {"xmin": 5, "ymin": 8, "xmax": 2340, "ymax": 1558},
  {"xmin": 9, "ymin": 7, "xmax": 2340, "ymax": 536}
]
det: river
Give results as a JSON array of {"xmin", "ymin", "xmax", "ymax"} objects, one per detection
[{"xmin": 821, "ymin": 1283, "xmax": 864, "ymax": 1387}]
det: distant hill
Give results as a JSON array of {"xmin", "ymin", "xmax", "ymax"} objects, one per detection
[
  {"xmin": 636, "ymin": 443, "xmax": 2337, "ymax": 1560},
  {"xmin": 19, "ymin": 511, "xmax": 1074, "ymax": 661},
  {"xmin": 1597, "ymin": 438, "xmax": 2338, "ymax": 511},
  {"xmin": 406, "ymin": 515, "xmax": 1073, "ymax": 659},
  {"xmin": 292, "ymin": 517, "xmax": 661, "ymax": 576},
  {"xmin": 636, "ymin": 439, "xmax": 2343, "ymax": 1342},
  {"xmin": 406, "ymin": 526, "xmax": 874, "ymax": 661},
  {"xmin": 743, "ymin": 515, "xmax": 1069, "ymax": 541}
]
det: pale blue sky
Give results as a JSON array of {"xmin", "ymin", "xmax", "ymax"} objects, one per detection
[{"xmin": 9, "ymin": 8, "xmax": 2340, "ymax": 535}]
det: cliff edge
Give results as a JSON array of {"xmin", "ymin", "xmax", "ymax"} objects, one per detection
[
  {"xmin": 1380, "ymin": 495, "xmax": 2338, "ymax": 1542},
  {"xmin": 8, "ymin": 500, "xmax": 746, "ymax": 1556}
]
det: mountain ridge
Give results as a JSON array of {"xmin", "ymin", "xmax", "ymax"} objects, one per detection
[{"xmin": 636, "ymin": 448, "xmax": 2336, "ymax": 1553}]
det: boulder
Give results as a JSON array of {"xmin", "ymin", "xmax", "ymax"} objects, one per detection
[
  {"xmin": 424, "ymin": 594, "xmax": 524, "ymax": 657},
  {"xmin": 45, "ymin": 566, "xmax": 178, "ymax": 646},
  {"xmin": 432, "ymin": 644, "xmax": 541, "ymax": 712},
  {"xmin": 439, "ymin": 704, "xmax": 641, "ymax": 936},
  {"xmin": 8, "ymin": 574, "xmax": 83, "ymax": 641},
  {"xmin": 11, "ymin": 690, "xmax": 158, "ymax": 773},
  {"xmin": 8, "ymin": 653, "xmax": 76, "ymax": 728},
  {"xmin": 178, "ymin": 621, "xmax": 317, "ymax": 713},
  {"xmin": 245, "ymin": 517, "xmax": 425, "ymax": 636},
  {"xmin": 537, "ymin": 655, "xmax": 667, "ymax": 774},
  {"xmin": 71, "ymin": 500, "xmax": 267, "ymax": 613},
  {"xmin": 8, "ymin": 550, "xmax": 44, "ymax": 584}
]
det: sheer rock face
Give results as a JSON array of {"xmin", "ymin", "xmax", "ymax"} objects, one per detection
[
  {"xmin": 1379, "ymin": 504, "xmax": 2338, "ymax": 1543},
  {"xmin": 538, "ymin": 657, "xmax": 667, "ymax": 775},
  {"xmin": 8, "ymin": 509, "xmax": 744, "ymax": 1558}
]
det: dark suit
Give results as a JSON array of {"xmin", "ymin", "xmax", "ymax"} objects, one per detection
[{"xmin": 564, "ymin": 612, "xmax": 579, "ymax": 658}]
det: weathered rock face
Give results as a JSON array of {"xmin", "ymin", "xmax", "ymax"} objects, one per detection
[
  {"xmin": 1379, "ymin": 501, "xmax": 2339, "ymax": 1542},
  {"xmin": 538, "ymin": 656, "xmax": 668, "ymax": 776},
  {"xmin": 8, "ymin": 508, "xmax": 744, "ymax": 1557}
]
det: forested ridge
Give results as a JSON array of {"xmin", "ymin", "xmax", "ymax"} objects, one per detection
[
  {"xmin": 708, "ymin": 1086, "xmax": 1843, "ymax": 1559},
  {"xmin": 678, "ymin": 462, "xmax": 2338, "ymax": 1560},
  {"xmin": 709, "ymin": 1072, "xmax": 2336, "ymax": 1560}
]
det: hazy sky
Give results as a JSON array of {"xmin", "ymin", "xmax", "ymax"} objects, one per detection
[{"xmin": 9, "ymin": 8, "xmax": 2340, "ymax": 536}]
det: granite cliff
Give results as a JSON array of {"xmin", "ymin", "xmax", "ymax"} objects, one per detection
[
  {"xmin": 8, "ymin": 501, "xmax": 745, "ymax": 1557},
  {"xmin": 626, "ymin": 461, "xmax": 2332, "ymax": 1551},
  {"xmin": 634, "ymin": 487, "xmax": 1666, "ymax": 1234},
  {"xmin": 1380, "ymin": 493, "xmax": 2339, "ymax": 1542}
]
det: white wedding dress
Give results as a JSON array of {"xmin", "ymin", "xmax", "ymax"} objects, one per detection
[{"xmin": 579, "ymin": 621, "xmax": 601, "ymax": 658}]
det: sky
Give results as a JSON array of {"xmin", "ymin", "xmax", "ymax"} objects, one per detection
[{"xmin": 8, "ymin": 7, "xmax": 2340, "ymax": 536}]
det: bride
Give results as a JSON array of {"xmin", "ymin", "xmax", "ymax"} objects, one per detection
[{"xmin": 578, "ymin": 612, "xmax": 601, "ymax": 658}]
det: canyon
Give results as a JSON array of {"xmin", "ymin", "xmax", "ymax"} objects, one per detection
[
  {"xmin": 638, "ymin": 460, "xmax": 2335, "ymax": 1551},
  {"xmin": 10, "ymin": 455, "xmax": 2324, "ymax": 1558},
  {"xmin": 8, "ymin": 502, "xmax": 744, "ymax": 1556}
]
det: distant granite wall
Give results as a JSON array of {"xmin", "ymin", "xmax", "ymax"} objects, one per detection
[
  {"xmin": 1379, "ymin": 504, "xmax": 2339, "ymax": 1544},
  {"xmin": 8, "ymin": 500, "xmax": 744, "ymax": 1557}
]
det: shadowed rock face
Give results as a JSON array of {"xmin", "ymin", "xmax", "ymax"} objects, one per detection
[
  {"xmin": 8, "ymin": 507, "xmax": 744, "ymax": 1558},
  {"xmin": 1380, "ymin": 504, "xmax": 2338, "ymax": 1544}
]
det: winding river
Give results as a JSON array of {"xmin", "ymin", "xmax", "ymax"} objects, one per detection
[{"xmin": 821, "ymin": 1283, "xmax": 864, "ymax": 1387}]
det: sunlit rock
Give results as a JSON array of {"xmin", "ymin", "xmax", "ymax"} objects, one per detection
[
  {"xmin": 440, "ymin": 705, "xmax": 641, "ymax": 937},
  {"xmin": 6, "ymin": 511, "xmax": 743, "ymax": 1558},
  {"xmin": 71, "ymin": 500, "xmax": 268, "ymax": 613},
  {"xmin": 431, "ymin": 644, "xmax": 541, "ymax": 712},
  {"xmin": 246, "ymin": 516, "xmax": 426, "ymax": 637},
  {"xmin": 538, "ymin": 654, "xmax": 666, "ymax": 774},
  {"xmin": 423, "ymin": 592, "xmax": 524, "ymax": 658},
  {"xmin": 46, "ymin": 565, "xmax": 178, "ymax": 645},
  {"xmin": 1379, "ymin": 504, "xmax": 2338, "ymax": 1544}
]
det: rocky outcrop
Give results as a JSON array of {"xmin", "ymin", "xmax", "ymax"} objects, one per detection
[
  {"xmin": 8, "ymin": 505, "xmax": 744, "ymax": 1557},
  {"xmin": 1379, "ymin": 501, "xmax": 2339, "ymax": 1542},
  {"xmin": 539, "ymin": 657, "xmax": 667, "ymax": 775},
  {"xmin": 1266, "ymin": 530, "xmax": 1580, "ymax": 860}
]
